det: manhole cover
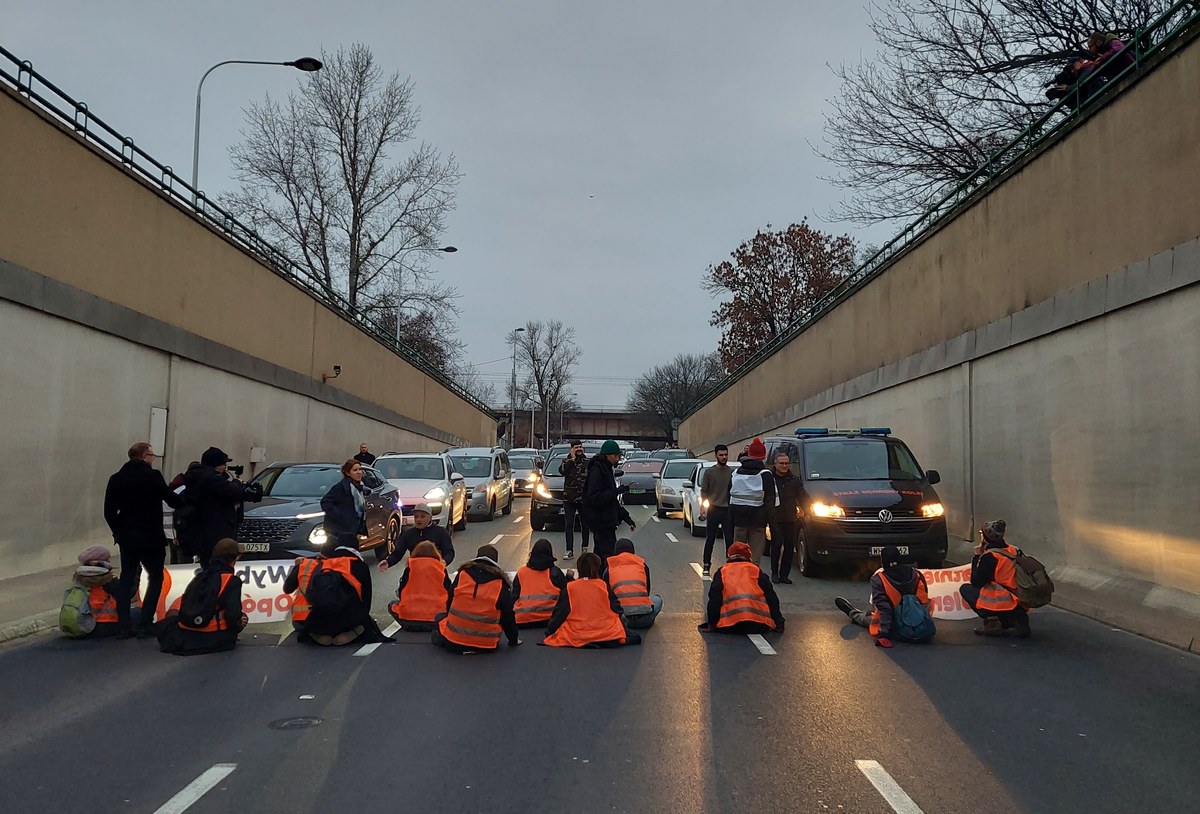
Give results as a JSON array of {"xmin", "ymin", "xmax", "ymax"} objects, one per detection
[{"xmin": 269, "ymin": 717, "xmax": 323, "ymax": 730}]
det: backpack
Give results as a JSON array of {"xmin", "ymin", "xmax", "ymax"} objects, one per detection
[
  {"xmin": 894, "ymin": 593, "xmax": 936, "ymax": 642},
  {"xmin": 59, "ymin": 585, "xmax": 96, "ymax": 638},
  {"xmin": 729, "ymin": 471, "xmax": 765, "ymax": 507},
  {"xmin": 178, "ymin": 568, "xmax": 225, "ymax": 628},
  {"xmin": 995, "ymin": 548, "xmax": 1055, "ymax": 608},
  {"xmin": 305, "ymin": 563, "xmax": 356, "ymax": 615}
]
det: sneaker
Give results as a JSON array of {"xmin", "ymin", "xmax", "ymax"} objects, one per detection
[
  {"xmin": 875, "ymin": 637, "xmax": 894, "ymax": 649},
  {"xmin": 564, "ymin": 550, "xmax": 574, "ymax": 560},
  {"xmin": 702, "ymin": 565, "xmax": 711, "ymax": 577},
  {"xmin": 834, "ymin": 597, "xmax": 856, "ymax": 617},
  {"xmin": 974, "ymin": 618, "xmax": 1004, "ymax": 637}
]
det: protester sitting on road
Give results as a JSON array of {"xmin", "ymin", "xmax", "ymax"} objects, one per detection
[
  {"xmin": 699, "ymin": 542, "xmax": 784, "ymax": 634},
  {"xmin": 729, "ymin": 438, "xmax": 775, "ymax": 566},
  {"xmin": 303, "ymin": 541, "xmax": 393, "ymax": 646},
  {"xmin": 282, "ymin": 553, "xmax": 322, "ymax": 636},
  {"xmin": 960, "ymin": 520, "xmax": 1031, "ymax": 638},
  {"xmin": 321, "ymin": 459, "xmax": 370, "ymax": 550},
  {"xmin": 835, "ymin": 545, "xmax": 933, "ymax": 648},
  {"xmin": 603, "ymin": 539, "xmax": 662, "ymax": 629},
  {"xmin": 60, "ymin": 546, "xmax": 130, "ymax": 639},
  {"xmin": 513, "ymin": 539, "xmax": 571, "ymax": 627},
  {"xmin": 543, "ymin": 553, "xmax": 641, "ymax": 648},
  {"xmin": 159, "ymin": 538, "xmax": 247, "ymax": 655},
  {"xmin": 433, "ymin": 544, "xmax": 522, "ymax": 654},
  {"xmin": 388, "ymin": 541, "xmax": 453, "ymax": 632},
  {"xmin": 378, "ymin": 503, "xmax": 454, "ymax": 570}
]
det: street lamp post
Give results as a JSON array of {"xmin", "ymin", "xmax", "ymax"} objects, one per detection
[
  {"xmin": 545, "ymin": 376, "xmax": 557, "ymax": 448},
  {"xmin": 509, "ymin": 327, "xmax": 526, "ymax": 450},
  {"xmin": 561, "ymin": 393, "xmax": 576, "ymax": 441},
  {"xmin": 395, "ymin": 245, "xmax": 458, "ymax": 342},
  {"xmin": 191, "ymin": 56, "xmax": 323, "ymax": 202}
]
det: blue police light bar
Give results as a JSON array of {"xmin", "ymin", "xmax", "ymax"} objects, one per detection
[
  {"xmin": 793, "ymin": 428, "xmax": 829, "ymax": 436},
  {"xmin": 859, "ymin": 427, "xmax": 892, "ymax": 435}
]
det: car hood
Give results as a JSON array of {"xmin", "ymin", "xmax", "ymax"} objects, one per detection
[
  {"xmin": 385, "ymin": 478, "xmax": 446, "ymax": 496},
  {"xmin": 539, "ymin": 473, "xmax": 565, "ymax": 487},
  {"xmin": 805, "ymin": 479, "xmax": 938, "ymax": 510},
  {"xmin": 622, "ymin": 473, "xmax": 657, "ymax": 487},
  {"xmin": 244, "ymin": 496, "xmax": 323, "ymax": 518}
]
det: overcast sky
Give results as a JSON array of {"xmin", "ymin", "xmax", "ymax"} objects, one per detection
[{"xmin": 4, "ymin": 1, "xmax": 888, "ymax": 408}]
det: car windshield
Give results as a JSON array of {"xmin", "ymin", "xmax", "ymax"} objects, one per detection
[
  {"xmin": 258, "ymin": 466, "xmax": 343, "ymax": 497},
  {"xmin": 650, "ymin": 450, "xmax": 689, "ymax": 460},
  {"xmin": 803, "ymin": 439, "xmax": 924, "ymax": 481},
  {"xmin": 582, "ymin": 444, "xmax": 603, "ymax": 455},
  {"xmin": 509, "ymin": 456, "xmax": 536, "ymax": 470},
  {"xmin": 450, "ymin": 456, "xmax": 493, "ymax": 478},
  {"xmin": 546, "ymin": 456, "xmax": 568, "ymax": 472},
  {"xmin": 622, "ymin": 460, "xmax": 664, "ymax": 474},
  {"xmin": 663, "ymin": 461, "xmax": 698, "ymax": 479},
  {"xmin": 624, "ymin": 451, "xmax": 649, "ymax": 459},
  {"xmin": 375, "ymin": 456, "xmax": 445, "ymax": 481}
]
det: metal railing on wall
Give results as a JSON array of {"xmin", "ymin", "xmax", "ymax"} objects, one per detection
[
  {"xmin": 0, "ymin": 44, "xmax": 491, "ymax": 414},
  {"xmin": 685, "ymin": 0, "xmax": 1200, "ymax": 419}
]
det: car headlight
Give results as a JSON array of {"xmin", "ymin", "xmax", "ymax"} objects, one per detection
[
  {"xmin": 921, "ymin": 502, "xmax": 945, "ymax": 518},
  {"xmin": 308, "ymin": 527, "xmax": 327, "ymax": 547},
  {"xmin": 527, "ymin": 472, "xmax": 539, "ymax": 482},
  {"xmin": 811, "ymin": 502, "xmax": 845, "ymax": 518},
  {"xmin": 424, "ymin": 486, "xmax": 447, "ymax": 501},
  {"xmin": 701, "ymin": 498, "xmax": 710, "ymax": 509},
  {"xmin": 661, "ymin": 486, "xmax": 676, "ymax": 495},
  {"xmin": 473, "ymin": 484, "xmax": 488, "ymax": 494},
  {"xmin": 535, "ymin": 483, "xmax": 553, "ymax": 499}
]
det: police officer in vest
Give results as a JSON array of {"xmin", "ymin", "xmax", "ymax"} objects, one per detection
[
  {"xmin": 543, "ymin": 553, "xmax": 641, "ymax": 648},
  {"xmin": 389, "ymin": 541, "xmax": 453, "ymax": 632},
  {"xmin": 960, "ymin": 520, "xmax": 1031, "ymax": 638},
  {"xmin": 433, "ymin": 545, "xmax": 522, "ymax": 653},
  {"xmin": 513, "ymin": 539, "xmax": 572, "ymax": 627},
  {"xmin": 698, "ymin": 542, "xmax": 785, "ymax": 634},
  {"xmin": 604, "ymin": 539, "xmax": 662, "ymax": 629},
  {"xmin": 835, "ymin": 545, "xmax": 932, "ymax": 648}
]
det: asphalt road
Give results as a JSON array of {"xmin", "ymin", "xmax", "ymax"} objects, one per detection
[{"xmin": 3, "ymin": 498, "xmax": 1199, "ymax": 813}]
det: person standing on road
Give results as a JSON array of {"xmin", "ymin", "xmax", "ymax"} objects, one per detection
[
  {"xmin": 604, "ymin": 539, "xmax": 662, "ymax": 629},
  {"xmin": 167, "ymin": 461, "xmax": 201, "ymax": 564},
  {"xmin": 353, "ymin": 443, "xmax": 377, "ymax": 467},
  {"xmin": 700, "ymin": 444, "xmax": 734, "ymax": 576},
  {"xmin": 699, "ymin": 542, "xmax": 784, "ymax": 634},
  {"xmin": 387, "ymin": 541, "xmax": 452, "ymax": 632},
  {"xmin": 433, "ymin": 544, "xmax": 522, "ymax": 654},
  {"xmin": 378, "ymin": 503, "xmax": 454, "ymax": 570},
  {"xmin": 543, "ymin": 553, "xmax": 641, "ymax": 648},
  {"xmin": 960, "ymin": 520, "xmax": 1031, "ymax": 638},
  {"xmin": 766, "ymin": 452, "xmax": 801, "ymax": 584},
  {"xmin": 513, "ymin": 539, "xmax": 572, "ymax": 627},
  {"xmin": 103, "ymin": 442, "xmax": 183, "ymax": 638},
  {"xmin": 182, "ymin": 447, "xmax": 262, "ymax": 567},
  {"xmin": 321, "ymin": 459, "xmax": 369, "ymax": 549},
  {"xmin": 582, "ymin": 440, "xmax": 637, "ymax": 564},
  {"xmin": 835, "ymin": 545, "xmax": 933, "ymax": 648},
  {"xmin": 729, "ymin": 438, "xmax": 775, "ymax": 566},
  {"xmin": 559, "ymin": 440, "xmax": 590, "ymax": 560}
]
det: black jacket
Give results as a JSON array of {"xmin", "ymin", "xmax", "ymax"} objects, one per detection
[
  {"xmin": 512, "ymin": 548, "xmax": 572, "ymax": 600},
  {"xmin": 970, "ymin": 540, "xmax": 1012, "ymax": 587},
  {"xmin": 385, "ymin": 524, "xmax": 455, "ymax": 568},
  {"xmin": 582, "ymin": 455, "xmax": 634, "ymax": 530},
  {"xmin": 104, "ymin": 460, "xmax": 183, "ymax": 547},
  {"xmin": 320, "ymin": 477, "xmax": 367, "ymax": 540},
  {"xmin": 303, "ymin": 549, "xmax": 377, "ymax": 637},
  {"xmin": 168, "ymin": 560, "xmax": 245, "ymax": 655},
  {"xmin": 706, "ymin": 563, "xmax": 785, "ymax": 630},
  {"xmin": 449, "ymin": 561, "xmax": 520, "ymax": 645},
  {"xmin": 767, "ymin": 469, "xmax": 802, "ymax": 525},
  {"xmin": 729, "ymin": 459, "xmax": 775, "ymax": 529},
  {"xmin": 182, "ymin": 466, "xmax": 253, "ymax": 551},
  {"xmin": 354, "ymin": 452, "xmax": 377, "ymax": 466},
  {"xmin": 558, "ymin": 453, "xmax": 589, "ymax": 502}
]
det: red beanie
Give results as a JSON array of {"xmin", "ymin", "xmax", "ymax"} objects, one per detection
[
  {"xmin": 747, "ymin": 438, "xmax": 767, "ymax": 460},
  {"xmin": 727, "ymin": 542, "xmax": 753, "ymax": 561}
]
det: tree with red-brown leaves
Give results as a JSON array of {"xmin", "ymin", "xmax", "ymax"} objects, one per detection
[{"xmin": 703, "ymin": 221, "xmax": 856, "ymax": 373}]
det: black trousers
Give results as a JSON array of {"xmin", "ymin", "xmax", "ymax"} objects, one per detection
[
  {"xmin": 592, "ymin": 526, "xmax": 617, "ymax": 564},
  {"xmin": 959, "ymin": 584, "xmax": 1029, "ymax": 627},
  {"xmin": 702, "ymin": 506, "xmax": 735, "ymax": 566},
  {"xmin": 769, "ymin": 521, "xmax": 799, "ymax": 578},
  {"xmin": 119, "ymin": 543, "xmax": 166, "ymax": 629},
  {"xmin": 563, "ymin": 501, "xmax": 590, "ymax": 552}
]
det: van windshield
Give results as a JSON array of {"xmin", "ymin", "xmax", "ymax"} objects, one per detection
[
  {"xmin": 450, "ymin": 456, "xmax": 493, "ymax": 478},
  {"xmin": 803, "ymin": 439, "xmax": 924, "ymax": 481}
]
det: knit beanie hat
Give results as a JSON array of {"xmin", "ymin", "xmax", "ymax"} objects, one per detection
[
  {"xmin": 982, "ymin": 519, "xmax": 1007, "ymax": 542},
  {"xmin": 746, "ymin": 438, "xmax": 767, "ymax": 460},
  {"xmin": 600, "ymin": 440, "xmax": 621, "ymax": 456},
  {"xmin": 727, "ymin": 542, "xmax": 753, "ymax": 561},
  {"xmin": 880, "ymin": 545, "xmax": 902, "ymax": 567},
  {"xmin": 78, "ymin": 546, "xmax": 112, "ymax": 567}
]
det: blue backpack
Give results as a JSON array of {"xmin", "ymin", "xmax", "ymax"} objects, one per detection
[{"xmin": 894, "ymin": 593, "xmax": 936, "ymax": 642}]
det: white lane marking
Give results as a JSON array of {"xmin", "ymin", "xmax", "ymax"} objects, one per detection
[
  {"xmin": 153, "ymin": 763, "xmax": 237, "ymax": 814},
  {"xmin": 487, "ymin": 534, "xmax": 505, "ymax": 546},
  {"xmin": 651, "ymin": 515, "xmax": 661, "ymax": 523},
  {"xmin": 690, "ymin": 562, "xmax": 710, "ymax": 580},
  {"xmin": 665, "ymin": 532, "xmax": 679, "ymax": 543},
  {"xmin": 747, "ymin": 633, "xmax": 776, "ymax": 655},
  {"xmin": 854, "ymin": 760, "xmax": 925, "ymax": 814},
  {"xmin": 512, "ymin": 516, "xmax": 524, "ymax": 524},
  {"xmin": 354, "ymin": 621, "xmax": 401, "ymax": 657}
]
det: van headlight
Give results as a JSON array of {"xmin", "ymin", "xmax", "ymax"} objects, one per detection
[
  {"xmin": 535, "ymin": 483, "xmax": 553, "ymax": 499},
  {"xmin": 921, "ymin": 502, "xmax": 945, "ymax": 518},
  {"xmin": 308, "ymin": 527, "xmax": 327, "ymax": 547},
  {"xmin": 811, "ymin": 502, "xmax": 845, "ymax": 518}
]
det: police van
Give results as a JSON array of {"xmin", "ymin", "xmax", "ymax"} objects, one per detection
[{"xmin": 762, "ymin": 428, "xmax": 948, "ymax": 576}]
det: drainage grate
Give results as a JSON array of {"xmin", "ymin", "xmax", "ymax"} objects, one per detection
[{"xmin": 269, "ymin": 717, "xmax": 322, "ymax": 730}]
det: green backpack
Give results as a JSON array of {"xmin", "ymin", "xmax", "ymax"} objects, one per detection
[
  {"xmin": 995, "ymin": 548, "xmax": 1055, "ymax": 608},
  {"xmin": 60, "ymin": 586, "xmax": 96, "ymax": 638}
]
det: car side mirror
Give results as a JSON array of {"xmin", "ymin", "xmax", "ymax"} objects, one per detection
[
  {"xmin": 926, "ymin": 469, "xmax": 941, "ymax": 485},
  {"xmin": 682, "ymin": 481, "xmax": 694, "ymax": 490},
  {"xmin": 613, "ymin": 469, "xmax": 624, "ymax": 478},
  {"xmin": 450, "ymin": 473, "xmax": 464, "ymax": 483}
]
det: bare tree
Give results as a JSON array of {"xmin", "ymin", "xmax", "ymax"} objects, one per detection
[
  {"xmin": 627, "ymin": 353, "xmax": 725, "ymax": 437},
  {"xmin": 703, "ymin": 221, "xmax": 856, "ymax": 372},
  {"xmin": 451, "ymin": 361, "xmax": 499, "ymax": 407},
  {"xmin": 817, "ymin": 0, "xmax": 1172, "ymax": 223},
  {"xmin": 224, "ymin": 42, "xmax": 461, "ymax": 316},
  {"xmin": 513, "ymin": 321, "xmax": 582, "ymax": 444}
]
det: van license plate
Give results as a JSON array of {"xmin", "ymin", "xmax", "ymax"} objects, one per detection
[
  {"xmin": 869, "ymin": 546, "xmax": 908, "ymax": 556},
  {"xmin": 241, "ymin": 543, "xmax": 271, "ymax": 553},
  {"xmin": 628, "ymin": 488, "xmax": 645, "ymax": 495}
]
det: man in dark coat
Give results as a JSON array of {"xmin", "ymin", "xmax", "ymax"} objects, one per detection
[
  {"xmin": 104, "ymin": 442, "xmax": 183, "ymax": 637},
  {"xmin": 582, "ymin": 441, "xmax": 637, "ymax": 564},
  {"xmin": 181, "ymin": 447, "xmax": 261, "ymax": 567},
  {"xmin": 353, "ymin": 443, "xmax": 377, "ymax": 467},
  {"xmin": 766, "ymin": 451, "xmax": 802, "ymax": 584},
  {"xmin": 378, "ymin": 503, "xmax": 454, "ymax": 570},
  {"xmin": 558, "ymin": 440, "xmax": 590, "ymax": 559}
]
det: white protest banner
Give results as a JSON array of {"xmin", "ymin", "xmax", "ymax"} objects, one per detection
[
  {"xmin": 863, "ymin": 563, "xmax": 977, "ymax": 620},
  {"xmin": 139, "ymin": 559, "xmax": 300, "ymax": 624}
]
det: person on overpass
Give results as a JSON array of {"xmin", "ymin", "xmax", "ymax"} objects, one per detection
[
  {"xmin": 582, "ymin": 440, "xmax": 637, "ymax": 564},
  {"xmin": 960, "ymin": 520, "xmax": 1031, "ymax": 638},
  {"xmin": 699, "ymin": 542, "xmax": 784, "ymax": 634},
  {"xmin": 513, "ymin": 539, "xmax": 572, "ymax": 627},
  {"xmin": 729, "ymin": 438, "xmax": 775, "ymax": 567},
  {"xmin": 835, "ymin": 545, "xmax": 933, "ymax": 648},
  {"xmin": 700, "ymin": 444, "xmax": 734, "ymax": 576},
  {"xmin": 353, "ymin": 443, "xmax": 377, "ymax": 467},
  {"xmin": 378, "ymin": 503, "xmax": 454, "ymax": 570},
  {"xmin": 604, "ymin": 539, "xmax": 662, "ymax": 629},
  {"xmin": 302, "ymin": 541, "xmax": 393, "ymax": 647},
  {"xmin": 158, "ymin": 538, "xmax": 247, "ymax": 655},
  {"xmin": 558, "ymin": 440, "xmax": 591, "ymax": 560},
  {"xmin": 388, "ymin": 541, "xmax": 452, "ymax": 632},
  {"xmin": 433, "ymin": 544, "xmax": 522, "ymax": 654},
  {"xmin": 543, "ymin": 553, "xmax": 641, "ymax": 648}
]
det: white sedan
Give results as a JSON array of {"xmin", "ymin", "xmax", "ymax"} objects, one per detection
[
  {"xmin": 654, "ymin": 458, "xmax": 706, "ymax": 518},
  {"xmin": 680, "ymin": 461, "xmax": 717, "ymax": 537}
]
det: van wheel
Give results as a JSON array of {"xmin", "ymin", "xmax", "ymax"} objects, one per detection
[
  {"xmin": 501, "ymin": 493, "xmax": 513, "ymax": 515},
  {"xmin": 376, "ymin": 516, "xmax": 400, "ymax": 562},
  {"xmin": 797, "ymin": 530, "xmax": 819, "ymax": 577},
  {"xmin": 485, "ymin": 498, "xmax": 496, "ymax": 521}
]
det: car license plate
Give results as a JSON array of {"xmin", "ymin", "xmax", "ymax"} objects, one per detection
[
  {"xmin": 628, "ymin": 488, "xmax": 645, "ymax": 495},
  {"xmin": 869, "ymin": 546, "xmax": 908, "ymax": 555},
  {"xmin": 241, "ymin": 543, "xmax": 271, "ymax": 553}
]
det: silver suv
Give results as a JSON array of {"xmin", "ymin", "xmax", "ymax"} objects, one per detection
[{"xmin": 448, "ymin": 447, "xmax": 515, "ymax": 521}]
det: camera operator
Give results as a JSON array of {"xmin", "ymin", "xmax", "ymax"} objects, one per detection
[{"xmin": 182, "ymin": 447, "xmax": 264, "ymax": 566}]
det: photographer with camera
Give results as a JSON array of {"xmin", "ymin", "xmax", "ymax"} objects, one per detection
[{"xmin": 181, "ymin": 447, "xmax": 263, "ymax": 567}]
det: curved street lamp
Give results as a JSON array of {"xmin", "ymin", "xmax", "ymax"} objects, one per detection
[
  {"xmin": 395, "ymin": 245, "xmax": 458, "ymax": 341},
  {"xmin": 509, "ymin": 327, "xmax": 526, "ymax": 449}
]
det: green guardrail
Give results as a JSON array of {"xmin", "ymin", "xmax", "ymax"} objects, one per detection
[
  {"xmin": 0, "ymin": 44, "xmax": 490, "ymax": 414},
  {"xmin": 684, "ymin": 0, "xmax": 1200, "ymax": 420}
]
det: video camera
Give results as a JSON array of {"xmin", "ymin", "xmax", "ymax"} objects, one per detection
[{"xmin": 227, "ymin": 463, "xmax": 246, "ymax": 477}]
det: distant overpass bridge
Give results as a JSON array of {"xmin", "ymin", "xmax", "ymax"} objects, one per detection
[{"xmin": 494, "ymin": 408, "xmax": 672, "ymax": 448}]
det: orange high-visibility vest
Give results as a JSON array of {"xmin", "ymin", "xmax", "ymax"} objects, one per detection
[
  {"xmin": 978, "ymin": 545, "xmax": 1021, "ymax": 612},
  {"xmin": 716, "ymin": 561, "xmax": 775, "ymax": 630},
  {"xmin": 868, "ymin": 569, "xmax": 930, "ymax": 636},
  {"xmin": 543, "ymin": 579, "xmax": 627, "ymax": 647},
  {"xmin": 178, "ymin": 573, "xmax": 236, "ymax": 632},
  {"xmin": 88, "ymin": 586, "xmax": 119, "ymax": 624},
  {"xmin": 320, "ymin": 557, "xmax": 364, "ymax": 600},
  {"xmin": 605, "ymin": 552, "xmax": 652, "ymax": 615},
  {"xmin": 513, "ymin": 566, "xmax": 562, "ymax": 625},
  {"xmin": 391, "ymin": 557, "xmax": 449, "ymax": 623},
  {"xmin": 438, "ymin": 570, "xmax": 504, "ymax": 649},
  {"xmin": 291, "ymin": 557, "xmax": 320, "ymax": 622}
]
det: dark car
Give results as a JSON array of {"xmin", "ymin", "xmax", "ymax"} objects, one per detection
[
  {"xmin": 239, "ymin": 462, "xmax": 403, "ymax": 561},
  {"xmin": 529, "ymin": 454, "xmax": 626, "ymax": 530},
  {"xmin": 617, "ymin": 459, "xmax": 662, "ymax": 505},
  {"xmin": 763, "ymin": 428, "xmax": 948, "ymax": 576}
]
